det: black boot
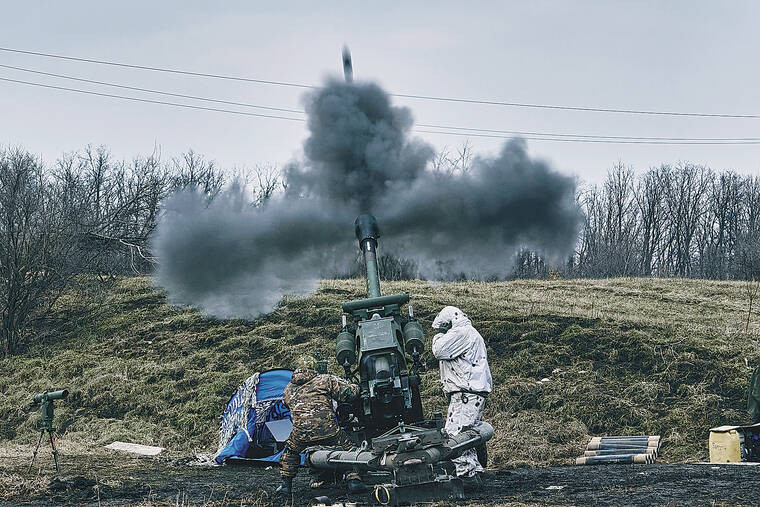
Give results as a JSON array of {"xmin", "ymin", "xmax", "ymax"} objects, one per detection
[{"xmin": 276, "ymin": 477, "xmax": 293, "ymax": 495}]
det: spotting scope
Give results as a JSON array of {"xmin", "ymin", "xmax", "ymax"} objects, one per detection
[
  {"xmin": 33, "ymin": 390, "xmax": 69, "ymax": 404},
  {"xmin": 29, "ymin": 389, "xmax": 69, "ymax": 474}
]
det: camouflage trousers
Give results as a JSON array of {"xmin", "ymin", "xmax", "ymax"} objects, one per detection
[
  {"xmin": 445, "ymin": 392, "xmax": 487, "ymax": 477},
  {"xmin": 280, "ymin": 432, "xmax": 337, "ymax": 479},
  {"xmin": 280, "ymin": 431, "xmax": 361, "ymax": 484},
  {"xmin": 749, "ymin": 365, "xmax": 760, "ymax": 423}
]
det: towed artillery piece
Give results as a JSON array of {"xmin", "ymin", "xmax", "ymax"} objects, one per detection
[{"xmin": 305, "ymin": 214, "xmax": 493, "ymax": 505}]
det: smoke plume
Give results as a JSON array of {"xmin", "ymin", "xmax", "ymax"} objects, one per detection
[{"xmin": 153, "ymin": 79, "xmax": 582, "ymax": 318}]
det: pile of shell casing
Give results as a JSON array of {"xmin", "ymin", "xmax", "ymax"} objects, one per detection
[{"xmin": 575, "ymin": 435, "xmax": 661, "ymax": 465}]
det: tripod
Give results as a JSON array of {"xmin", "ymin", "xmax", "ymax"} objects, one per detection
[{"xmin": 28, "ymin": 402, "xmax": 61, "ymax": 474}]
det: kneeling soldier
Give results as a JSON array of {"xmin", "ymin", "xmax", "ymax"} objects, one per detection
[{"xmin": 277, "ymin": 355, "xmax": 362, "ymax": 495}]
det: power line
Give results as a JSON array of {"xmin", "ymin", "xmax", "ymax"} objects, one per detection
[
  {"xmin": 416, "ymin": 123, "xmax": 760, "ymax": 142},
  {"xmin": 415, "ymin": 129, "xmax": 760, "ymax": 145},
  {"xmin": 0, "ymin": 47, "xmax": 314, "ymax": 89},
  {"xmin": 2, "ymin": 45, "xmax": 759, "ymax": 120},
  {"xmin": 2, "ymin": 63, "xmax": 759, "ymax": 143},
  {"xmin": 399, "ymin": 94, "xmax": 760, "ymax": 119},
  {"xmin": 2, "ymin": 75, "xmax": 760, "ymax": 145},
  {"xmin": 0, "ymin": 63, "xmax": 304, "ymax": 114},
  {"xmin": 0, "ymin": 77, "xmax": 305, "ymax": 122}
]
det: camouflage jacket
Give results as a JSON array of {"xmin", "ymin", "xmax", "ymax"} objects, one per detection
[{"xmin": 283, "ymin": 368, "xmax": 359, "ymax": 440}]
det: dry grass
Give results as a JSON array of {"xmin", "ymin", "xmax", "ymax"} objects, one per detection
[{"xmin": 1, "ymin": 276, "xmax": 758, "ymax": 470}]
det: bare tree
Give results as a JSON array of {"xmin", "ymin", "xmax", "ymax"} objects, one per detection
[
  {"xmin": 0, "ymin": 149, "xmax": 80, "ymax": 356},
  {"xmin": 378, "ymin": 254, "xmax": 419, "ymax": 281},
  {"xmin": 170, "ymin": 150, "xmax": 225, "ymax": 197},
  {"xmin": 430, "ymin": 141, "xmax": 473, "ymax": 176},
  {"xmin": 452, "ymin": 140, "xmax": 474, "ymax": 174},
  {"xmin": 575, "ymin": 164, "xmax": 639, "ymax": 277},
  {"xmin": 601, "ymin": 163, "xmax": 639, "ymax": 276},
  {"xmin": 698, "ymin": 172, "xmax": 742, "ymax": 279},
  {"xmin": 635, "ymin": 166, "xmax": 666, "ymax": 276},
  {"xmin": 250, "ymin": 163, "xmax": 281, "ymax": 206},
  {"xmin": 430, "ymin": 145, "xmax": 452, "ymax": 175},
  {"xmin": 54, "ymin": 148, "xmax": 169, "ymax": 275},
  {"xmin": 662, "ymin": 163, "xmax": 711, "ymax": 277}
]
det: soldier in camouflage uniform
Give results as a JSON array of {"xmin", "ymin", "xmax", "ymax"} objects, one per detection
[
  {"xmin": 749, "ymin": 365, "xmax": 760, "ymax": 423},
  {"xmin": 277, "ymin": 355, "xmax": 361, "ymax": 495}
]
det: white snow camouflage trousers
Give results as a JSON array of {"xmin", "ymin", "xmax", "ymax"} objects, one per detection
[{"xmin": 445, "ymin": 392, "xmax": 486, "ymax": 477}]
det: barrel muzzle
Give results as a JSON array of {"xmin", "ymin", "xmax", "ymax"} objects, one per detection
[{"xmin": 355, "ymin": 214, "xmax": 380, "ymax": 244}]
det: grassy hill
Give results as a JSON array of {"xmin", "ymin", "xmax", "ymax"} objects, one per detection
[{"xmin": 1, "ymin": 276, "xmax": 758, "ymax": 467}]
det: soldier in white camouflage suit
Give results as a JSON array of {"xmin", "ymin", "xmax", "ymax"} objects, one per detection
[
  {"xmin": 276, "ymin": 355, "xmax": 362, "ymax": 496},
  {"xmin": 432, "ymin": 306, "xmax": 493, "ymax": 491}
]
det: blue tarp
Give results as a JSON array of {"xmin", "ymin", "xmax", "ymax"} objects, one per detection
[{"xmin": 215, "ymin": 369, "xmax": 295, "ymax": 464}]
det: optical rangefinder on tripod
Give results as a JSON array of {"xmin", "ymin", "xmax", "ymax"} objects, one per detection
[{"xmin": 29, "ymin": 389, "xmax": 69, "ymax": 474}]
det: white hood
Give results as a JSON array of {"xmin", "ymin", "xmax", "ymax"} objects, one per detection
[
  {"xmin": 431, "ymin": 306, "xmax": 493, "ymax": 395},
  {"xmin": 432, "ymin": 305, "xmax": 470, "ymax": 330}
]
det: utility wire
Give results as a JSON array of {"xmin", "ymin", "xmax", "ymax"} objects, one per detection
[
  {"xmin": 2, "ymin": 75, "xmax": 760, "ymax": 144},
  {"xmin": 2, "ymin": 63, "xmax": 759, "ymax": 143},
  {"xmin": 0, "ymin": 63, "xmax": 304, "ymax": 114},
  {"xmin": 0, "ymin": 47, "xmax": 313, "ymax": 89},
  {"xmin": 415, "ymin": 123, "xmax": 760, "ymax": 142},
  {"xmin": 0, "ymin": 77, "xmax": 305, "ymax": 122},
  {"xmin": 1, "ymin": 75, "xmax": 758, "ymax": 145},
  {"xmin": 2, "ymin": 45, "xmax": 760, "ymax": 119},
  {"xmin": 415, "ymin": 129, "xmax": 760, "ymax": 145},
  {"xmin": 399, "ymin": 94, "xmax": 760, "ymax": 119}
]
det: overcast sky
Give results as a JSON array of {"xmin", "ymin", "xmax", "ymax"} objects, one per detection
[{"xmin": 1, "ymin": 1, "xmax": 759, "ymax": 183}]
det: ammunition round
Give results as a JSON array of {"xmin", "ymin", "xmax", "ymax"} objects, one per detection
[{"xmin": 575, "ymin": 454, "xmax": 653, "ymax": 465}]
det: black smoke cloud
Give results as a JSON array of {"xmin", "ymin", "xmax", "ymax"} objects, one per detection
[
  {"xmin": 285, "ymin": 80, "xmax": 433, "ymax": 211},
  {"xmin": 380, "ymin": 139, "xmax": 581, "ymax": 275},
  {"xmin": 153, "ymin": 79, "xmax": 582, "ymax": 318}
]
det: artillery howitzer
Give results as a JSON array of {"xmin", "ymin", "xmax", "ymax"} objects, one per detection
[{"xmin": 306, "ymin": 214, "xmax": 493, "ymax": 505}]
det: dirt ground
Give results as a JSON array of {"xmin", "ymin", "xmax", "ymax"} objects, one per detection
[{"xmin": 2, "ymin": 449, "xmax": 758, "ymax": 507}]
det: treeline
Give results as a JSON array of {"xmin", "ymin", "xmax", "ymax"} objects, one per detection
[
  {"xmin": 576, "ymin": 162, "xmax": 760, "ymax": 279},
  {"xmin": 0, "ymin": 146, "xmax": 278, "ymax": 355},
  {"xmin": 515, "ymin": 163, "xmax": 760, "ymax": 280},
  {"xmin": 3, "ymin": 144, "xmax": 760, "ymax": 354}
]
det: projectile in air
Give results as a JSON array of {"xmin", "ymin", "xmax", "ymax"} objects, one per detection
[{"xmin": 342, "ymin": 45, "xmax": 353, "ymax": 83}]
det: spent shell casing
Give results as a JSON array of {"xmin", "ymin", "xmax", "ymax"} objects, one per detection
[
  {"xmin": 585, "ymin": 448, "xmax": 657, "ymax": 456},
  {"xmin": 588, "ymin": 436, "xmax": 660, "ymax": 444},
  {"xmin": 590, "ymin": 435, "xmax": 660, "ymax": 440},
  {"xmin": 575, "ymin": 454, "xmax": 653, "ymax": 465},
  {"xmin": 587, "ymin": 441, "xmax": 659, "ymax": 450}
]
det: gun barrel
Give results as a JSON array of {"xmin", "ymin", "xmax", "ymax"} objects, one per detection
[{"xmin": 354, "ymin": 214, "xmax": 381, "ymax": 298}]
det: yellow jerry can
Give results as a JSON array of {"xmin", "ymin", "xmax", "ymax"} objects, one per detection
[{"xmin": 709, "ymin": 425, "xmax": 743, "ymax": 462}]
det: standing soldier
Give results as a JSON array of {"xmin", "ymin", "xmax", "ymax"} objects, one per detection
[
  {"xmin": 749, "ymin": 364, "xmax": 760, "ymax": 423},
  {"xmin": 431, "ymin": 306, "xmax": 493, "ymax": 491},
  {"xmin": 277, "ymin": 355, "xmax": 362, "ymax": 495}
]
